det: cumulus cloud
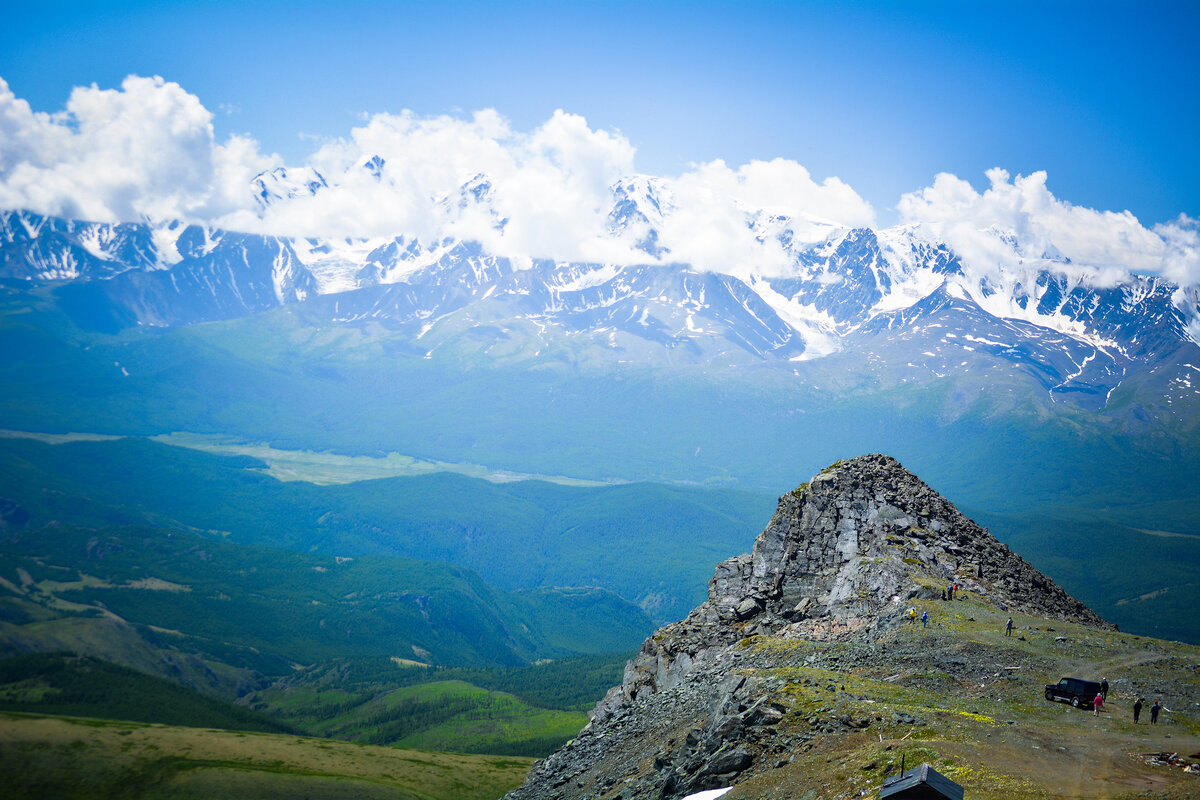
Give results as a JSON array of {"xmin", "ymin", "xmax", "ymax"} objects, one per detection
[
  {"xmin": 683, "ymin": 158, "xmax": 873, "ymax": 227},
  {"xmin": 1155, "ymin": 214, "xmax": 1200, "ymax": 287},
  {"xmin": 239, "ymin": 107, "xmax": 639, "ymax": 263},
  {"xmin": 0, "ymin": 75, "xmax": 275, "ymax": 222},
  {"xmin": 897, "ymin": 168, "xmax": 1194, "ymax": 287},
  {"xmin": 658, "ymin": 158, "xmax": 876, "ymax": 275},
  {"xmin": 1, "ymin": 74, "xmax": 1194, "ymax": 287},
  {"xmin": 0, "ymin": 74, "xmax": 879, "ymax": 269}
]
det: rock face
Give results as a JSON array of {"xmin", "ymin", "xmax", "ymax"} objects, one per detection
[{"xmin": 505, "ymin": 454, "xmax": 1110, "ymax": 800}]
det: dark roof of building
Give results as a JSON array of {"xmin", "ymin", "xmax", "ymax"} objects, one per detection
[{"xmin": 879, "ymin": 762, "xmax": 965, "ymax": 800}]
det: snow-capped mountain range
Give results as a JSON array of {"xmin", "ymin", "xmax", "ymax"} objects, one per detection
[{"xmin": 2, "ymin": 169, "xmax": 1198, "ymax": 416}]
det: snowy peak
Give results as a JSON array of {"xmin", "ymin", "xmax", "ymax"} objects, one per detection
[
  {"xmin": 2, "ymin": 207, "xmax": 1197, "ymax": 415},
  {"xmin": 251, "ymin": 166, "xmax": 329, "ymax": 209},
  {"xmin": 606, "ymin": 175, "xmax": 675, "ymax": 257},
  {"xmin": 766, "ymin": 228, "xmax": 890, "ymax": 326},
  {"xmin": 361, "ymin": 155, "xmax": 386, "ymax": 181},
  {"xmin": 73, "ymin": 219, "xmax": 161, "ymax": 268},
  {"xmin": 0, "ymin": 209, "xmax": 184, "ymax": 280},
  {"xmin": 432, "ymin": 173, "xmax": 510, "ymax": 242}
]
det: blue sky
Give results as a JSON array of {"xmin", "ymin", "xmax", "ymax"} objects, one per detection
[{"xmin": 2, "ymin": 0, "xmax": 1197, "ymax": 229}]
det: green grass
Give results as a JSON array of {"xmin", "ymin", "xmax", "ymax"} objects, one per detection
[
  {"xmin": 730, "ymin": 610, "xmax": 1200, "ymax": 799},
  {"xmin": 253, "ymin": 652, "xmax": 630, "ymax": 712},
  {"xmin": 246, "ymin": 654, "xmax": 630, "ymax": 757},
  {"xmin": 254, "ymin": 676, "xmax": 589, "ymax": 757},
  {"xmin": 0, "ymin": 711, "xmax": 534, "ymax": 800},
  {"xmin": 343, "ymin": 680, "xmax": 587, "ymax": 757},
  {"xmin": 0, "ymin": 652, "xmax": 292, "ymax": 733}
]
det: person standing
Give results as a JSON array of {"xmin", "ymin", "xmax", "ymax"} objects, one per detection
[
  {"xmin": 921, "ymin": 610, "xmax": 928, "ymax": 628},
  {"xmin": 1100, "ymin": 678, "xmax": 1109, "ymax": 700},
  {"xmin": 1151, "ymin": 700, "xmax": 1160, "ymax": 724},
  {"xmin": 908, "ymin": 607, "xmax": 916, "ymax": 624},
  {"xmin": 1005, "ymin": 617, "xmax": 1014, "ymax": 637},
  {"xmin": 1093, "ymin": 693, "xmax": 1104, "ymax": 716},
  {"xmin": 1133, "ymin": 698, "xmax": 1143, "ymax": 723}
]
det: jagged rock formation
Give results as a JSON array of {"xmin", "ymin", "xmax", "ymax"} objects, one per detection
[
  {"xmin": 505, "ymin": 454, "xmax": 1111, "ymax": 800},
  {"xmin": 615, "ymin": 454, "xmax": 1105, "ymax": 707}
]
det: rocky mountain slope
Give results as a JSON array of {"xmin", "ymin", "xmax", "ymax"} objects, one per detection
[{"xmin": 505, "ymin": 455, "xmax": 1200, "ymax": 800}]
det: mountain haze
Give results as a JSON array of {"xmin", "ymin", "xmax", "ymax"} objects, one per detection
[{"xmin": 2, "ymin": 171, "xmax": 1198, "ymax": 643}]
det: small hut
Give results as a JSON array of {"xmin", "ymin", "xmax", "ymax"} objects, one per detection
[{"xmin": 879, "ymin": 763, "xmax": 964, "ymax": 800}]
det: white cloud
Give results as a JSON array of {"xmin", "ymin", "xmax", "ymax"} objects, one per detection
[
  {"xmin": 897, "ymin": 168, "xmax": 1194, "ymax": 287},
  {"xmin": 0, "ymin": 74, "xmax": 877, "ymax": 270},
  {"xmin": 250, "ymin": 107, "xmax": 638, "ymax": 263},
  {"xmin": 1155, "ymin": 214, "xmax": 1200, "ymax": 287},
  {"xmin": 0, "ymin": 75, "xmax": 271, "ymax": 223},
  {"xmin": 1, "ymin": 74, "xmax": 1194, "ymax": 288},
  {"xmin": 655, "ymin": 158, "xmax": 876, "ymax": 275},
  {"xmin": 683, "ymin": 158, "xmax": 874, "ymax": 227}
]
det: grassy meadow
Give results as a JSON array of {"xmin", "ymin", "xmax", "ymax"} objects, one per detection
[{"xmin": 0, "ymin": 711, "xmax": 534, "ymax": 800}]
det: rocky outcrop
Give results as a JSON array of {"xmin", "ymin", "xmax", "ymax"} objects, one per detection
[
  {"xmin": 505, "ymin": 454, "xmax": 1110, "ymax": 800},
  {"xmin": 614, "ymin": 454, "xmax": 1105, "ymax": 710}
]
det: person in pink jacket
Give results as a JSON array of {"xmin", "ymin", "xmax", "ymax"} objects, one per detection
[{"xmin": 1093, "ymin": 693, "xmax": 1104, "ymax": 716}]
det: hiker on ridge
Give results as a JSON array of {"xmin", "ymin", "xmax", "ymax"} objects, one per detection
[{"xmin": 1005, "ymin": 617, "xmax": 1013, "ymax": 637}]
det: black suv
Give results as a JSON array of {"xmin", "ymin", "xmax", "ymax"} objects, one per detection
[{"xmin": 1044, "ymin": 677, "xmax": 1102, "ymax": 708}]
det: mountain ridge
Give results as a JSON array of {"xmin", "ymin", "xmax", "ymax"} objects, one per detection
[{"xmin": 3, "ymin": 204, "xmax": 1196, "ymax": 419}]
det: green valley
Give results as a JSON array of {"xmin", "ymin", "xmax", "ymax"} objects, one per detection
[
  {"xmin": 0, "ymin": 433, "xmax": 771, "ymax": 622},
  {"xmin": 0, "ymin": 652, "xmax": 291, "ymax": 733}
]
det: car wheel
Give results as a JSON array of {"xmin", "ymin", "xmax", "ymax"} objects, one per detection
[
  {"xmin": 1072, "ymin": 697, "xmax": 1081, "ymax": 708},
  {"xmin": 1045, "ymin": 690, "xmax": 1054, "ymax": 701}
]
